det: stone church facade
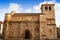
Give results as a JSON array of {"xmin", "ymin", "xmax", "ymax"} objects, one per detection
[{"xmin": 3, "ymin": 4, "xmax": 57, "ymax": 40}]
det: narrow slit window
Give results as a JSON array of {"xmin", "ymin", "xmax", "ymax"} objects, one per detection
[
  {"xmin": 45, "ymin": 6, "xmax": 48, "ymax": 10},
  {"xmin": 49, "ymin": 6, "xmax": 51, "ymax": 10}
]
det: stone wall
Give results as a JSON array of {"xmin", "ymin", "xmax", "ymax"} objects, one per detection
[{"xmin": 46, "ymin": 38, "xmax": 60, "ymax": 40}]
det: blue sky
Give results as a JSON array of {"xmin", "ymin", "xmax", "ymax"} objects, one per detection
[
  {"xmin": 0, "ymin": 0, "xmax": 60, "ymax": 27},
  {"xmin": 0, "ymin": 0, "xmax": 45, "ymax": 11}
]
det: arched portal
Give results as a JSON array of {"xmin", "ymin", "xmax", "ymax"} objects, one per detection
[{"xmin": 24, "ymin": 30, "xmax": 31, "ymax": 40}]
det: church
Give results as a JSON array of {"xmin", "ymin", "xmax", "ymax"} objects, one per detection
[{"xmin": 2, "ymin": 4, "xmax": 57, "ymax": 40}]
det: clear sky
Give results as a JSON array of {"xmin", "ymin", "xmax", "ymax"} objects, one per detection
[{"xmin": 0, "ymin": 0, "xmax": 60, "ymax": 27}]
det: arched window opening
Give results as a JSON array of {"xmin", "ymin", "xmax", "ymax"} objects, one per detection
[
  {"xmin": 45, "ymin": 6, "xmax": 48, "ymax": 10},
  {"xmin": 25, "ymin": 30, "xmax": 31, "ymax": 39},
  {"xmin": 49, "ymin": 6, "xmax": 51, "ymax": 10}
]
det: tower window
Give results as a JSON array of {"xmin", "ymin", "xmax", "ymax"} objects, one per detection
[
  {"xmin": 45, "ymin": 6, "xmax": 48, "ymax": 10},
  {"xmin": 49, "ymin": 6, "xmax": 51, "ymax": 10}
]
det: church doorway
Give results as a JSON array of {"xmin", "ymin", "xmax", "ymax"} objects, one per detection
[{"xmin": 24, "ymin": 30, "xmax": 31, "ymax": 40}]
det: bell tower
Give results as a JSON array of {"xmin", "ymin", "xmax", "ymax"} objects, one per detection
[
  {"xmin": 41, "ymin": 4, "xmax": 55, "ymax": 19},
  {"xmin": 41, "ymin": 4, "xmax": 57, "ymax": 39},
  {"xmin": 41, "ymin": 4, "xmax": 55, "ymax": 14}
]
